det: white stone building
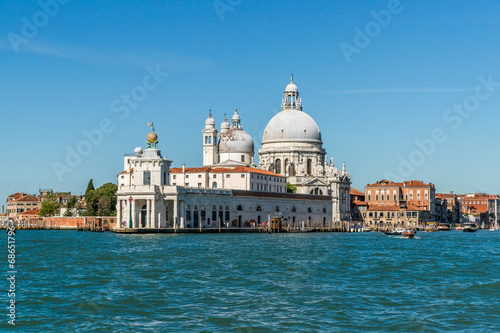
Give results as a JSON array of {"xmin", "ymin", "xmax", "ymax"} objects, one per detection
[{"xmin": 115, "ymin": 77, "xmax": 351, "ymax": 229}]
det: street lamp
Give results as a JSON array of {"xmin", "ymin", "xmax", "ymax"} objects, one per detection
[{"xmin": 129, "ymin": 196, "xmax": 133, "ymax": 229}]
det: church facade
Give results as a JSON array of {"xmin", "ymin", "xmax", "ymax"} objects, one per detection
[{"xmin": 115, "ymin": 77, "xmax": 351, "ymax": 229}]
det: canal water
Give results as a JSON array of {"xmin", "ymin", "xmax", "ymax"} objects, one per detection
[{"xmin": 3, "ymin": 230, "xmax": 499, "ymax": 332}]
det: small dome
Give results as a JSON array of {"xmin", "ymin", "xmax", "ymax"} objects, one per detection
[
  {"xmin": 263, "ymin": 110, "xmax": 321, "ymax": 143},
  {"xmin": 285, "ymin": 82, "xmax": 298, "ymax": 92},
  {"xmin": 231, "ymin": 109, "xmax": 240, "ymax": 122},
  {"xmin": 134, "ymin": 147, "xmax": 143, "ymax": 156},
  {"xmin": 221, "ymin": 116, "xmax": 230, "ymax": 130},
  {"xmin": 219, "ymin": 128, "xmax": 254, "ymax": 154},
  {"xmin": 147, "ymin": 132, "xmax": 158, "ymax": 143},
  {"xmin": 205, "ymin": 112, "xmax": 215, "ymax": 127}
]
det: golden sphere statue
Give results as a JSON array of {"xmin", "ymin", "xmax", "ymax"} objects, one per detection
[{"xmin": 147, "ymin": 132, "xmax": 158, "ymax": 143}]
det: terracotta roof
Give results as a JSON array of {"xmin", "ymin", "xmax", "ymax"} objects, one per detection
[
  {"xmin": 366, "ymin": 180, "xmax": 433, "ymax": 188},
  {"xmin": 232, "ymin": 190, "xmax": 331, "ymax": 201},
  {"xmin": 12, "ymin": 195, "xmax": 39, "ymax": 203},
  {"xmin": 21, "ymin": 209, "xmax": 39, "ymax": 214},
  {"xmin": 118, "ymin": 168, "xmax": 134, "ymax": 175},
  {"xmin": 8, "ymin": 193, "xmax": 27, "ymax": 200},
  {"xmin": 210, "ymin": 167, "xmax": 284, "ymax": 177},
  {"xmin": 170, "ymin": 166, "xmax": 284, "ymax": 177},
  {"xmin": 350, "ymin": 187, "xmax": 365, "ymax": 196},
  {"xmin": 170, "ymin": 167, "xmax": 211, "ymax": 173},
  {"xmin": 353, "ymin": 200, "xmax": 368, "ymax": 206}
]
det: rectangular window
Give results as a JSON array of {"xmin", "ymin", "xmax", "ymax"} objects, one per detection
[
  {"xmin": 186, "ymin": 175, "xmax": 189, "ymax": 178},
  {"xmin": 368, "ymin": 195, "xmax": 371, "ymax": 201},
  {"xmin": 186, "ymin": 183, "xmax": 189, "ymax": 187},
  {"xmin": 380, "ymin": 212, "xmax": 384, "ymax": 217},
  {"xmin": 225, "ymin": 211, "xmax": 229, "ymax": 221},
  {"xmin": 394, "ymin": 195, "xmax": 396, "ymax": 200},
  {"xmin": 143, "ymin": 171, "xmax": 151, "ymax": 185},
  {"xmin": 376, "ymin": 195, "xmax": 379, "ymax": 200},
  {"xmin": 173, "ymin": 175, "xmax": 176, "ymax": 179},
  {"xmin": 241, "ymin": 174, "xmax": 245, "ymax": 178},
  {"xmin": 226, "ymin": 174, "xmax": 230, "ymax": 178},
  {"xmin": 186, "ymin": 210, "xmax": 191, "ymax": 221},
  {"xmin": 198, "ymin": 183, "xmax": 201, "ymax": 188},
  {"xmin": 201, "ymin": 211, "xmax": 206, "ymax": 221},
  {"xmin": 212, "ymin": 211, "xmax": 217, "ymax": 221},
  {"xmin": 198, "ymin": 175, "xmax": 202, "ymax": 178}
]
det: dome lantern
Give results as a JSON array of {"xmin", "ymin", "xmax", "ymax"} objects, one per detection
[{"xmin": 282, "ymin": 74, "xmax": 302, "ymax": 111}]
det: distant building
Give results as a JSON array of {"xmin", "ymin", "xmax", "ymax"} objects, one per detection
[
  {"xmin": 350, "ymin": 187, "xmax": 367, "ymax": 223},
  {"xmin": 6, "ymin": 193, "xmax": 41, "ymax": 218},
  {"xmin": 461, "ymin": 194, "xmax": 499, "ymax": 226},
  {"xmin": 363, "ymin": 179, "xmax": 436, "ymax": 230},
  {"xmin": 436, "ymin": 192, "xmax": 461, "ymax": 225}
]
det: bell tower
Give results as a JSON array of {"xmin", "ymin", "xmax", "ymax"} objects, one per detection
[{"xmin": 203, "ymin": 111, "xmax": 218, "ymax": 166}]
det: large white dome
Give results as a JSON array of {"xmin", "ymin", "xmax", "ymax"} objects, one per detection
[
  {"xmin": 262, "ymin": 110, "xmax": 322, "ymax": 144},
  {"xmin": 219, "ymin": 128, "xmax": 254, "ymax": 153}
]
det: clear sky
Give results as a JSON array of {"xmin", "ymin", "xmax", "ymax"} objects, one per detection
[{"xmin": 1, "ymin": 0, "xmax": 500, "ymax": 205}]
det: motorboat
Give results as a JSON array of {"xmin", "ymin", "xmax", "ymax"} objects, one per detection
[
  {"xmin": 462, "ymin": 223, "xmax": 477, "ymax": 233},
  {"xmin": 402, "ymin": 229, "xmax": 415, "ymax": 239},
  {"xmin": 383, "ymin": 228, "xmax": 405, "ymax": 236},
  {"xmin": 437, "ymin": 224, "xmax": 452, "ymax": 231},
  {"xmin": 424, "ymin": 223, "xmax": 438, "ymax": 232}
]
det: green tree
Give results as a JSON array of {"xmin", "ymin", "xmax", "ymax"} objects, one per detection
[
  {"xmin": 85, "ymin": 190, "xmax": 99, "ymax": 216},
  {"xmin": 287, "ymin": 182, "xmax": 297, "ymax": 193},
  {"xmin": 96, "ymin": 183, "xmax": 117, "ymax": 216},
  {"xmin": 85, "ymin": 182, "xmax": 117, "ymax": 216},
  {"xmin": 63, "ymin": 196, "xmax": 78, "ymax": 217},
  {"xmin": 38, "ymin": 193, "xmax": 60, "ymax": 217},
  {"xmin": 85, "ymin": 179, "xmax": 95, "ymax": 197}
]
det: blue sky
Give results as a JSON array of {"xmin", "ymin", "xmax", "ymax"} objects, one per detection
[{"xmin": 1, "ymin": 0, "xmax": 500, "ymax": 205}]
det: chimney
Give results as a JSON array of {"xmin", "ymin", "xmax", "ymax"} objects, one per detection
[{"xmin": 182, "ymin": 164, "xmax": 185, "ymax": 173}]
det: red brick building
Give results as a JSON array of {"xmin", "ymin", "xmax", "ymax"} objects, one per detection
[{"xmin": 363, "ymin": 180, "xmax": 437, "ymax": 230}]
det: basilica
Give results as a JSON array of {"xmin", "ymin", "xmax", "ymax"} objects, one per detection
[{"xmin": 115, "ymin": 77, "xmax": 351, "ymax": 229}]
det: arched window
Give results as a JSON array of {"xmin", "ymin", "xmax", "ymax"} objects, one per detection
[
  {"xmin": 291, "ymin": 206, "xmax": 296, "ymax": 212},
  {"xmin": 275, "ymin": 206, "xmax": 279, "ymax": 212},
  {"xmin": 290, "ymin": 163, "xmax": 295, "ymax": 176},
  {"xmin": 237, "ymin": 205, "xmax": 243, "ymax": 211},
  {"xmin": 205, "ymin": 136, "xmax": 208, "ymax": 144},
  {"xmin": 319, "ymin": 190, "xmax": 323, "ymax": 195},
  {"xmin": 323, "ymin": 208, "xmax": 327, "ymax": 214},
  {"xmin": 212, "ymin": 205, "xmax": 216, "ymax": 210},
  {"xmin": 275, "ymin": 159, "xmax": 281, "ymax": 174},
  {"xmin": 307, "ymin": 207, "xmax": 312, "ymax": 213},
  {"xmin": 212, "ymin": 182, "xmax": 217, "ymax": 189},
  {"xmin": 186, "ymin": 205, "xmax": 191, "ymax": 210},
  {"xmin": 209, "ymin": 136, "xmax": 212, "ymax": 144},
  {"xmin": 219, "ymin": 205, "xmax": 223, "ymax": 210},
  {"xmin": 307, "ymin": 159, "xmax": 312, "ymax": 175},
  {"xmin": 194, "ymin": 205, "xmax": 198, "ymax": 210},
  {"xmin": 256, "ymin": 206, "xmax": 262, "ymax": 211}
]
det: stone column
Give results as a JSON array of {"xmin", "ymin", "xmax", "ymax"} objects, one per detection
[
  {"xmin": 116, "ymin": 200, "xmax": 121, "ymax": 228},
  {"xmin": 146, "ymin": 199, "xmax": 151, "ymax": 228},
  {"xmin": 132, "ymin": 201, "xmax": 137, "ymax": 228},
  {"xmin": 173, "ymin": 199, "xmax": 178, "ymax": 229},
  {"xmin": 151, "ymin": 198, "xmax": 156, "ymax": 228}
]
